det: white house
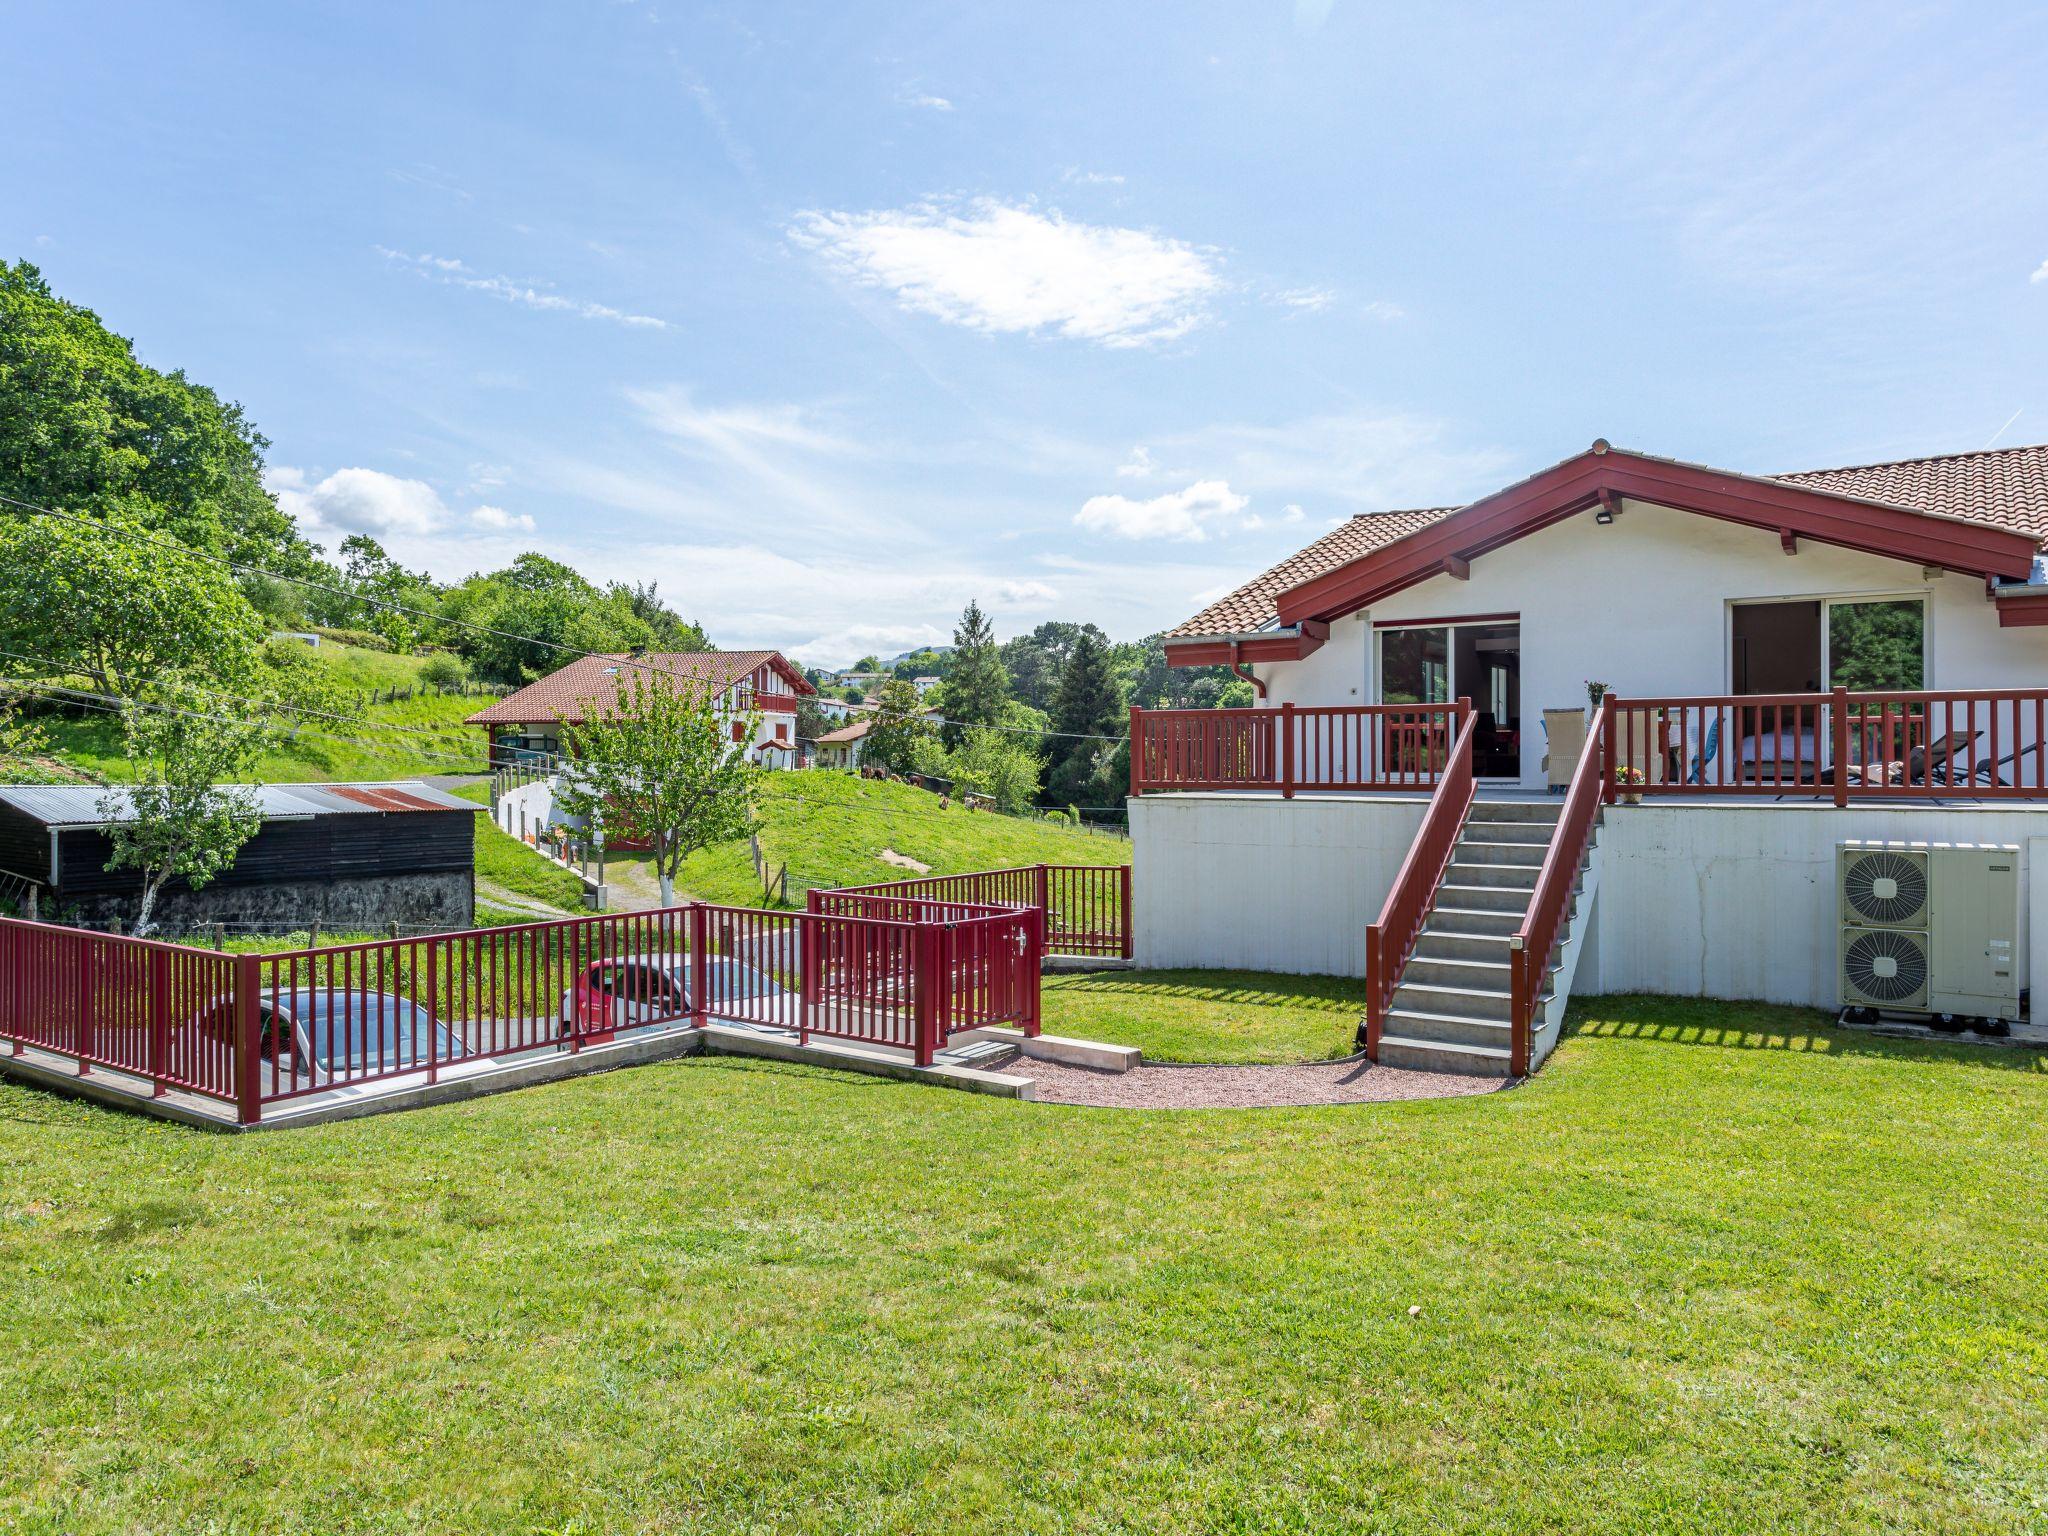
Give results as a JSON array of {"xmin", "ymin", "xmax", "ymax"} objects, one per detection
[
  {"xmin": 1131, "ymin": 440, "xmax": 2048, "ymax": 1077},
  {"xmin": 466, "ymin": 649, "xmax": 814, "ymax": 771},
  {"xmin": 812, "ymin": 717, "xmax": 871, "ymax": 772}
]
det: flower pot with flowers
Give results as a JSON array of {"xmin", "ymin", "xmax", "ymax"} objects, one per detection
[{"xmin": 1615, "ymin": 764, "xmax": 1646, "ymax": 805}]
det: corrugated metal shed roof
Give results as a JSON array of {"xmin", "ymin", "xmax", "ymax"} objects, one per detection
[{"xmin": 0, "ymin": 781, "xmax": 482, "ymax": 830}]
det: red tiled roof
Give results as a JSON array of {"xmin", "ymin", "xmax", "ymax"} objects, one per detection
[
  {"xmin": 1167, "ymin": 510, "xmax": 1455, "ymax": 637},
  {"xmin": 1168, "ymin": 443, "xmax": 2048, "ymax": 639},
  {"xmin": 814, "ymin": 719, "xmax": 871, "ymax": 744},
  {"xmin": 464, "ymin": 650, "xmax": 808, "ymax": 727}
]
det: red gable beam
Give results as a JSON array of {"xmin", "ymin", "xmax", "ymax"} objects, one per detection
[
  {"xmin": 1999, "ymin": 591, "xmax": 2048, "ymax": 628},
  {"xmin": 1164, "ymin": 621, "xmax": 1328, "ymax": 668},
  {"xmin": 1274, "ymin": 447, "xmax": 2041, "ymax": 628}
]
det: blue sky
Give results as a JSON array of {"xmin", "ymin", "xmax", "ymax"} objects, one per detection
[{"xmin": 7, "ymin": 1, "xmax": 2046, "ymax": 665}]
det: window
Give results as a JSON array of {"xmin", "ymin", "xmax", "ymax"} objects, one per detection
[
  {"xmin": 1730, "ymin": 595, "xmax": 1925, "ymax": 695},
  {"xmin": 1827, "ymin": 598, "xmax": 1924, "ymax": 691}
]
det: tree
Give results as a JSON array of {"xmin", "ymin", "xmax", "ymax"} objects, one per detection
[
  {"xmin": 936, "ymin": 599, "xmax": 1008, "ymax": 747},
  {"xmin": 616, "ymin": 580, "xmax": 710, "ymax": 652},
  {"xmin": 101, "ymin": 687, "xmax": 269, "ymax": 937},
  {"xmin": 332, "ymin": 534, "xmax": 436, "ymax": 651},
  {"xmin": 0, "ymin": 690, "xmax": 50, "ymax": 781},
  {"xmin": 861, "ymin": 677, "xmax": 933, "ymax": 774},
  {"xmin": 552, "ymin": 672, "xmax": 761, "ymax": 906},
  {"xmin": 1002, "ymin": 622, "xmax": 1107, "ymax": 714},
  {"xmin": 1047, "ymin": 628, "xmax": 1126, "ymax": 807},
  {"xmin": 443, "ymin": 556, "xmax": 655, "ymax": 683},
  {"xmin": 942, "ymin": 728, "xmax": 1043, "ymax": 813},
  {"xmin": 0, "ymin": 503, "xmax": 267, "ymax": 697},
  {"xmin": 1114, "ymin": 632, "xmax": 1241, "ymax": 710},
  {"xmin": 0, "ymin": 260, "xmax": 306, "ymax": 567}
]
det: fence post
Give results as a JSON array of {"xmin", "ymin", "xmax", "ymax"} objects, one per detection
[
  {"xmin": 1280, "ymin": 701, "xmax": 1296, "ymax": 798},
  {"xmin": 1508, "ymin": 945, "xmax": 1530, "ymax": 1078},
  {"xmin": 150, "ymin": 946, "xmax": 170, "ymax": 1098},
  {"xmin": 1127, "ymin": 706, "xmax": 1143, "ymax": 797},
  {"xmin": 1118, "ymin": 863, "xmax": 1134, "ymax": 961},
  {"xmin": 424, "ymin": 938, "xmax": 440, "ymax": 1084},
  {"xmin": 1600, "ymin": 697, "xmax": 1619, "ymax": 806},
  {"xmin": 1024, "ymin": 908, "xmax": 1044, "ymax": 1036},
  {"xmin": 799, "ymin": 899, "xmax": 818, "ymax": 1047},
  {"xmin": 1364, "ymin": 926, "xmax": 1383, "ymax": 1060},
  {"xmin": 689, "ymin": 903, "xmax": 710, "ymax": 1028},
  {"xmin": 913, "ymin": 923, "xmax": 944, "ymax": 1067},
  {"xmin": 1832, "ymin": 686, "xmax": 1851, "ymax": 808},
  {"xmin": 234, "ymin": 952, "xmax": 261, "ymax": 1126}
]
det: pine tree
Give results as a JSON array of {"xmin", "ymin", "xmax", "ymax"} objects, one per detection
[
  {"xmin": 1047, "ymin": 628, "xmax": 1126, "ymax": 808},
  {"xmin": 937, "ymin": 599, "xmax": 1009, "ymax": 748}
]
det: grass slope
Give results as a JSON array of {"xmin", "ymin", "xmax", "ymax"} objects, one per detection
[
  {"xmin": 3, "ymin": 996, "xmax": 2046, "ymax": 1533},
  {"xmin": 36, "ymin": 643, "xmax": 489, "ymax": 784},
  {"xmin": 447, "ymin": 783, "xmax": 587, "ymax": 915},
  {"xmin": 1043, "ymin": 968, "xmax": 1366, "ymax": 1062},
  {"xmin": 629, "ymin": 770, "xmax": 1129, "ymax": 907}
]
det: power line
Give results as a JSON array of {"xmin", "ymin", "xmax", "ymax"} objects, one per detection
[{"xmin": 0, "ymin": 491, "xmax": 1131, "ymax": 744}]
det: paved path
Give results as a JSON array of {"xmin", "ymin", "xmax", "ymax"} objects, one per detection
[{"xmin": 1019, "ymin": 1053, "xmax": 1501, "ymax": 1109}]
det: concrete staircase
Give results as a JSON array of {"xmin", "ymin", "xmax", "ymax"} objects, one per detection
[{"xmin": 1375, "ymin": 800, "xmax": 1598, "ymax": 1077}]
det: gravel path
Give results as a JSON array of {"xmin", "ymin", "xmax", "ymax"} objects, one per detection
[{"xmin": 1018, "ymin": 1053, "xmax": 1502, "ymax": 1109}]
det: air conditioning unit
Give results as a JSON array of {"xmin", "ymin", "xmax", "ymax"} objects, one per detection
[{"xmin": 1838, "ymin": 842, "xmax": 2020, "ymax": 1027}]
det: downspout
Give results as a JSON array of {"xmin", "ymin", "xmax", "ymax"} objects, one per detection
[{"xmin": 1228, "ymin": 641, "xmax": 1268, "ymax": 700}]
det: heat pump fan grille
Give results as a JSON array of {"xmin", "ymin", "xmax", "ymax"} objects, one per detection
[
  {"xmin": 1844, "ymin": 928, "xmax": 1929, "ymax": 1006},
  {"xmin": 1843, "ymin": 850, "xmax": 1928, "ymax": 927}
]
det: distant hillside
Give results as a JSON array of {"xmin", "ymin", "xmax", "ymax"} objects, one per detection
[
  {"xmin": 603, "ymin": 769, "xmax": 1127, "ymax": 909},
  {"xmin": 35, "ymin": 642, "xmax": 494, "ymax": 784}
]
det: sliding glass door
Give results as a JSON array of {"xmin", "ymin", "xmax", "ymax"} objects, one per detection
[{"xmin": 1376, "ymin": 620, "xmax": 1521, "ymax": 777}]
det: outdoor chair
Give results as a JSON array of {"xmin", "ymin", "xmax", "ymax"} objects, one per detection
[{"xmin": 1684, "ymin": 716, "xmax": 1721, "ymax": 785}]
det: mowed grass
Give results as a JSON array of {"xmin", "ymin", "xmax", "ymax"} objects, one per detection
[
  {"xmin": 4, "ymin": 994, "xmax": 2048, "ymax": 1533},
  {"xmin": 1043, "ymin": 967, "xmax": 1366, "ymax": 1062}
]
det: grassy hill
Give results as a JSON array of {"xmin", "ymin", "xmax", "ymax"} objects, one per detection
[
  {"xmin": 30, "ymin": 642, "xmax": 493, "ymax": 784},
  {"xmin": 656, "ymin": 769, "xmax": 1128, "ymax": 907}
]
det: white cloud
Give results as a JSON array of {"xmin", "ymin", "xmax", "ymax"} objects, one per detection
[
  {"xmin": 1116, "ymin": 445, "xmax": 1155, "ymax": 479},
  {"xmin": 899, "ymin": 90, "xmax": 954, "ymax": 111},
  {"xmin": 1274, "ymin": 286, "xmax": 1336, "ymax": 313},
  {"xmin": 267, "ymin": 465, "xmax": 535, "ymax": 544},
  {"xmin": 2032, "ymin": 259, "xmax": 2048, "ymax": 285},
  {"xmin": 470, "ymin": 505, "xmax": 536, "ymax": 532},
  {"xmin": 1074, "ymin": 479, "xmax": 1252, "ymax": 542},
  {"xmin": 1281, "ymin": 503, "xmax": 1307, "ymax": 524},
  {"xmin": 1062, "ymin": 169, "xmax": 1126, "ymax": 186},
  {"xmin": 789, "ymin": 199, "xmax": 1223, "ymax": 348},
  {"xmin": 376, "ymin": 247, "xmax": 670, "ymax": 329},
  {"xmin": 995, "ymin": 578, "xmax": 1059, "ymax": 605},
  {"xmin": 1361, "ymin": 299, "xmax": 1406, "ymax": 321}
]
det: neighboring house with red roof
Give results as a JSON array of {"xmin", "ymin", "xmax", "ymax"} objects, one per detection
[
  {"xmin": 1130, "ymin": 439, "xmax": 2048, "ymax": 1078},
  {"xmin": 465, "ymin": 650, "xmax": 815, "ymax": 771},
  {"xmin": 811, "ymin": 717, "xmax": 871, "ymax": 772}
]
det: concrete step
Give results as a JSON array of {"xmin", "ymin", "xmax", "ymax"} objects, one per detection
[
  {"xmin": 1375, "ymin": 1033, "xmax": 1514, "ymax": 1077},
  {"xmin": 1434, "ymin": 884, "xmax": 1532, "ymax": 915},
  {"xmin": 1389, "ymin": 980, "xmax": 1513, "ymax": 1022},
  {"xmin": 1422, "ymin": 904, "xmax": 1523, "ymax": 935},
  {"xmin": 1458, "ymin": 819, "xmax": 1554, "ymax": 845},
  {"xmin": 1382, "ymin": 1005, "xmax": 1515, "ymax": 1051},
  {"xmin": 1467, "ymin": 800, "xmax": 1562, "ymax": 825},
  {"xmin": 1452, "ymin": 838, "xmax": 1551, "ymax": 867},
  {"xmin": 1412, "ymin": 929, "xmax": 1516, "ymax": 962},
  {"xmin": 1444, "ymin": 860, "xmax": 1540, "ymax": 890},
  {"xmin": 1400, "ymin": 955, "xmax": 1515, "ymax": 992}
]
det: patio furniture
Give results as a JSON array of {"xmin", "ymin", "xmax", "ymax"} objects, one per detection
[{"xmin": 1685, "ymin": 716, "xmax": 1722, "ymax": 785}]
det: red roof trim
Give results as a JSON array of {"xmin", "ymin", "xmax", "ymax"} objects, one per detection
[
  {"xmin": 1997, "ymin": 591, "xmax": 2048, "ymax": 628},
  {"xmin": 1274, "ymin": 449, "xmax": 2043, "ymax": 628},
  {"xmin": 1164, "ymin": 621, "xmax": 1329, "ymax": 668}
]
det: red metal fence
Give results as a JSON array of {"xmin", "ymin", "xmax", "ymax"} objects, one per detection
[
  {"xmin": 1, "ymin": 896, "xmax": 1042, "ymax": 1123},
  {"xmin": 1130, "ymin": 703, "xmax": 1466, "ymax": 796},
  {"xmin": 817, "ymin": 863, "xmax": 1132, "ymax": 959},
  {"xmin": 1604, "ymin": 686, "xmax": 2048, "ymax": 803}
]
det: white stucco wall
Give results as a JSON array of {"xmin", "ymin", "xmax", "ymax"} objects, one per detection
[
  {"xmin": 1132, "ymin": 794, "xmax": 2047, "ymax": 1020},
  {"xmin": 1130, "ymin": 793, "xmax": 1425, "ymax": 977},
  {"xmin": 1254, "ymin": 501, "xmax": 2048, "ymax": 791}
]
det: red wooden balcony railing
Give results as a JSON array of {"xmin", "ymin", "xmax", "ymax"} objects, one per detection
[
  {"xmin": 1604, "ymin": 686, "xmax": 2048, "ymax": 803},
  {"xmin": 1364, "ymin": 700, "xmax": 1476, "ymax": 1052},
  {"xmin": 1510, "ymin": 696, "xmax": 1609, "ymax": 1076},
  {"xmin": 1130, "ymin": 702, "xmax": 1467, "ymax": 796}
]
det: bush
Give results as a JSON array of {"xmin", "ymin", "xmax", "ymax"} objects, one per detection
[{"xmin": 418, "ymin": 652, "xmax": 468, "ymax": 688}]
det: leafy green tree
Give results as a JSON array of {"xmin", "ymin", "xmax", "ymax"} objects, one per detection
[
  {"xmin": 1047, "ymin": 628, "xmax": 1126, "ymax": 806},
  {"xmin": 101, "ymin": 686, "xmax": 270, "ymax": 937},
  {"xmin": 1114, "ymin": 632, "xmax": 1241, "ymax": 710},
  {"xmin": 861, "ymin": 677, "xmax": 933, "ymax": 774},
  {"xmin": 329, "ymin": 534, "xmax": 436, "ymax": 651},
  {"xmin": 853, "ymin": 655, "xmax": 881, "ymax": 673},
  {"xmin": 553, "ymin": 672, "xmax": 761, "ymax": 906},
  {"xmin": 0, "ymin": 503, "xmax": 266, "ymax": 697},
  {"xmin": 936, "ymin": 599, "xmax": 1008, "ymax": 747},
  {"xmin": 1002, "ymin": 621, "xmax": 1107, "ymax": 714},
  {"xmin": 617, "ymin": 580, "xmax": 710, "ymax": 651},
  {"xmin": 0, "ymin": 261, "xmax": 305, "ymax": 567},
  {"xmin": 443, "ymin": 556, "xmax": 655, "ymax": 683},
  {"xmin": 0, "ymin": 690, "xmax": 51, "ymax": 781},
  {"xmin": 911, "ymin": 728, "xmax": 1042, "ymax": 813}
]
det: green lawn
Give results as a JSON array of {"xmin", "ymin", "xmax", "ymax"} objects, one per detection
[
  {"xmin": 38, "ymin": 642, "xmax": 490, "ymax": 784},
  {"xmin": 612, "ymin": 769, "xmax": 1129, "ymax": 907},
  {"xmin": 1043, "ymin": 968, "xmax": 1366, "ymax": 1062},
  {"xmin": 4, "ymin": 994, "xmax": 2046, "ymax": 1533}
]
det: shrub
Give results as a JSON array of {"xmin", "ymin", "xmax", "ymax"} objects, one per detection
[
  {"xmin": 310, "ymin": 626, "xmax": 394, "ymax": 652},
  {"xmin": 418, "ymin": 652, "xmax": 468, "ymax": 688}
]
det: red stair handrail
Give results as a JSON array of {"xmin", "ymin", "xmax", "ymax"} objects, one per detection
[
  {"xmin": 1364, "ymin": 699, "xmax": 1475, "ymax": 1056},
  {"xmin": 1509, "ymin": 696, "xmax": 1609, "ymax": 1075}
]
